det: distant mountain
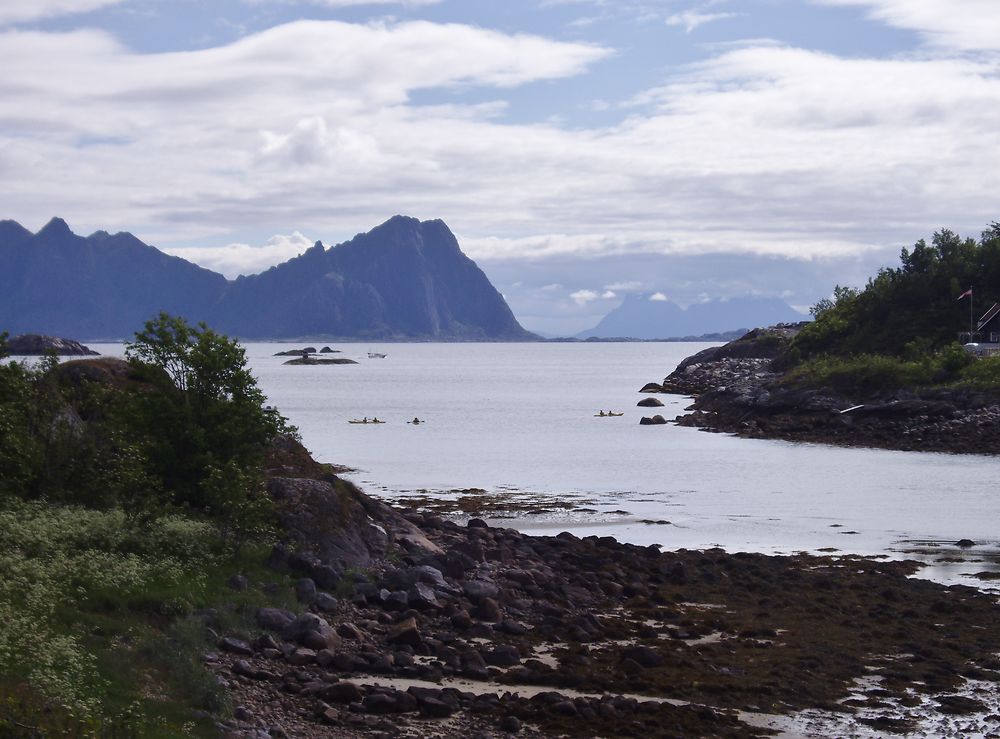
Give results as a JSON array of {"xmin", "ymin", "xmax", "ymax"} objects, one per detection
[
  {"xmin": 578, "ymin": 293, "xmax": 805, "ymax": 340},
  {"xmin": 0, "ymin": 216, "xmax": 534, "ymax": 341},
  {"xmin": 0, "ymin": 217, "xmax": 227, "ymax": 339}
]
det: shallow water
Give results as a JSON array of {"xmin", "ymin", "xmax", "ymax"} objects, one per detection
[{"xmin": 83, "ymin": 341, "xmax": 1000, "ymax": 585}]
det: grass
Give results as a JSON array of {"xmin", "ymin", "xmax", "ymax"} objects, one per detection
[{"xmin": 780, "ymin": 343, "xmax": 999, "ymax": 398}]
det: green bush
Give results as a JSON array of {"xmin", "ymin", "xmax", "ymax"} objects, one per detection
[
  {"xmin": 783, "ymin": 344, "xmax": 974, "ymax": 397},
  {"xmin": 960, "ymin": 355, "xmax": 1000, "ymax": 386}
]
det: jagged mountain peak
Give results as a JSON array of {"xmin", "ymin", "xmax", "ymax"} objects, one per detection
[
  {"xmin": 37, "ymin": 217, "xmax": 74, "ymax": 239},
  {"xmin": 0, "ymin": 215, "xmax": 533, "ymax": 341}
]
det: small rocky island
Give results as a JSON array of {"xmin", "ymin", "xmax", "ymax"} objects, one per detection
[{"xmin": 4, "ymin": 334, "xmax": 99, "ymax": 356}]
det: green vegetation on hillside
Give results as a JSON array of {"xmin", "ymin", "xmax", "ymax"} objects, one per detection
[
  {"xmin": 780, "ymin": 223, "xmax": 1000, "ymax": 396},
  {"xmin": 0, "ymin": 315, "xmax": 298, "ymax": 735}
]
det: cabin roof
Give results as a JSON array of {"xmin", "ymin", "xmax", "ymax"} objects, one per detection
[{"xmin": 978, "ymin": 302, "xmax": 1000, "ymax": 331}]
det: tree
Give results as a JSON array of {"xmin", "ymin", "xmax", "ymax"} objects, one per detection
[{"xmin": 124, "ymin": 313, "xmax": 291, "ymax": 515}]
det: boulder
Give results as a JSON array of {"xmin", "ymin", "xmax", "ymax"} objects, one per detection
[
  {"xmin": 219, "ymin": 637, "xmax": 253, "ymax": 656},
  {"xmin": 321, "ymin": 681, "xmax": 364, "ymax": 704},
  {"xmin": 295, "ymin": 578, "xmax": 317, "ymax": 603},
  {"xmin": 286, "ymin": 648, "xmax": 317, "ymax": 666},
  {"xmin": 315, "ymin": 593, "xmax": 338, "ymax": 613},
  {"xmin": 463, "ymin": 580, "xmax": 500, "ymax": 602},
  {"xmin": 408, "ymin": 583, "xmax": 440, "ymax": 610},
  {"xmin": 637, "ymin": 397, "xmax": 664, "ymax": 408},
  {"xmin": 639, "ymin": 382, "xmax": 663, "ymax": 393},
  {"xmin": 639, "ymin": 415, "xmax": 667, "ymax": 425},
  {"xmin": 256, "ymin": 607, "xmax": 296, "ymax": 632},
  {"xmin": 387, "ymin": 617, "xmax": 422, "ymax": 647}
]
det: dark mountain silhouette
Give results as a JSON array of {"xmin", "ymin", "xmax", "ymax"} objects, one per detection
[
  {"xmin": 0, "ymin": 217, "xmax": 228, "ymax": 339},
  {"xmin": 213, "ymin": 216, "xmax": 531, "ymax": 340},
  {"xmin": 578, "ymin": 293, "xmax": 804, "ymax": 339},
  {"xmin": 0, "ymin": 216, "xmax": 534, "ymax": 341}
]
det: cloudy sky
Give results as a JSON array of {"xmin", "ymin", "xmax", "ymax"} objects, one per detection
[{"xmin": 2, "ymin": 0, "xmax": 998, "ymax": 334}]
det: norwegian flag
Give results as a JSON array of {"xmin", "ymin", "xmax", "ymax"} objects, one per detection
[{"xmin": 958, "ymin": 288, "xmax": 973, "ymax": 301}]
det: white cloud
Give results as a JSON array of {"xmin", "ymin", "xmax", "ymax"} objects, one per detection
[
  {"xmin": 164, "ymin": 232, "xmax": 316, "ymax": 278},
  {"xmin": 0, "ymin": 0, "xmax": 126, "ymax": 26},
  {"xmin": 309, "ymin": 0, "xmax": 440, "ymax": 6},
  {"xmin": 815, "ymin": 0, "xmax": 1000, "ymax": 51},
  {"xmin": 649, "ymin": 292, "xmax": 669, "ymax": 301},
  {"xmin": 665, "ymin": 10, "xmax": 736, "ymax": 33},
  {"xmin": 568, "ymin": 288, "xmax": 618, "ymax": 305},
  {"xmin": 570, "ymin": 289, "xmax": 601, "ymax": 305},
  {"xmin": 2, "ymin": 14, "xmax": 1000, "ymax": 282}
]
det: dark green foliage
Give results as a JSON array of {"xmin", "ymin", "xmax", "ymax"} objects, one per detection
[
  {"xmin": 794, "ymin": 225, "xmax": 1000, "ymax": 361},
  {"xmin": 123, "ymin": 313, "xmax": 290, "ymax": 519},
  {"xmin": 0, "ymin": 313, "xmax": 292, "ymax": 547},
  {"xmin": 0, "ymin": 315, "xmax": 298, "ymax": 730}
]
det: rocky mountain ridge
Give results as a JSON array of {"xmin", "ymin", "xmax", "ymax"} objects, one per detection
[{"xmin": 0, "ymin": 216, "xmax": 533, "ymax": 341}]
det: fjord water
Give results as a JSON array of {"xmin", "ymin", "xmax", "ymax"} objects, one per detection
[{"xmin": 94, "ymin": 342, "xmax": 1000, "ymax": 582}]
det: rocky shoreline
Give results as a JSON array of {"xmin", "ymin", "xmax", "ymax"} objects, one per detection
[
  {"xmin": 647, "ymin": 325, "xmax": 1000, "ymax": 454},
  {"xmin": 196, "ymin": 438, "xmax": 1000, "ymax": 738}
]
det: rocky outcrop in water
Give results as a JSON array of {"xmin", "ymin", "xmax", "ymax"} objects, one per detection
[
  {"xmin": 651, "ymin": 323, "xmax": 1000, "ymax": 454},
  {"xmin": 5, "ymin": 334, "xmax": 99, "ymax": 356}
]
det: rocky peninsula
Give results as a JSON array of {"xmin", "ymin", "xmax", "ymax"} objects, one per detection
[{"xmin": 648, "ymin": 324, "xmax": 1000, "ymax": 454}]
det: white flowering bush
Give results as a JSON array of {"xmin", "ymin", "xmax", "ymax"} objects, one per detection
[{"xmin": 0, "ymin": 500, "xmax": 217, "ymax": 719}]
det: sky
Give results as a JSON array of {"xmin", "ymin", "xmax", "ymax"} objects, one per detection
[{"xmin": 2, "ymin": 0, "xmax": 999, "ymax": 334}]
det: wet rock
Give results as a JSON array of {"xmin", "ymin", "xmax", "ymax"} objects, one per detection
[
  {"xmin": 639, "ymin": 415, "xmax": 668, "ymax": 425},
  {"xmin": 287, "ymin": 648, "xmax": 317, "ymax": 666},
  {"xmin": 315, "ymin": 593, "xmax": 338, "ymax": 613},
  {"xmin": 295, "ymin": 578, "xmax": 317, "ymax": 603},
  {"xmin": 312, "ymin": 564, "xmax": 343, "ymax": 589},
  {"xmin": 408, "ymin": 583, "xmax": 440, "ymax": 610},
  {"xmin": 474, "ymin": 597, "xmax": 502, "ymax": 622},
  {"xmin": 623, "ymin": 645, "xmax": 664, "ymax": 668},
  {"xmin": 955, "ymin": 539, "xmax": 977, "ymax": 548},
  {"xmin": 451, "ymin": 610, "xmax": 474, "ymax": 629},
  {"xmin": 337, "ymin": 622, "xmax": 365, "ymax": 640},
  {"xmin": 468, "ymin": 518, "xmax": 489, "ymax": 529},
  {"xmin": 220, "ymin": 637, "xmax": 253, "ymax": 656},
  {"xmin": 321, "ymin": 681, "xmax": 364, "ymax": 704},
  {"xmin": 485, "ymin": 644, "xmax": 521, "ymax": 667},
  {"xmin": 417, "ymin": 695, "xmax": 454, "ymax": 718},
  {"xmin": 387, "ymin": 617, "xmax": 422, "ymax": 647},
  {"xmin": 640, "ymin": 382, "xmax": 663, "ymax": 393},
  {"xmin": 257, "ymin": 607, "xmax": 296, "ymax": 632},
  {"xmin": 936, "ymin": 695, "xmax": 986, "ymax": 714},
  {"xmin": 463, "ymin": 580, "xmax": 499, "ymax": 602},
  {"xmin": 498, "ymin": 715, "xmax": 522, "ymax": 733},
  {"xmin": 637, "ymin": 397, "xmax": 664, "ymax": 407},
  {"xmin": 384, "ymin": 590, "xmax": 410, "ymax": 611}
]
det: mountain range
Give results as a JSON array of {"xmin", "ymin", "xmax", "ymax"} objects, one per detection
[
  {"xmin": 0, "ymin": 216, "xmax": 534, "ymax": 341},
  {"xmin": 577, "ymin": 293, "xmax": 805, "ymax": 340}
]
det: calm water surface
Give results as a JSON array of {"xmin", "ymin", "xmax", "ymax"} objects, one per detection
[{"xmin": 88, "ymin": 341, "xmax": 1000, "ymax": 585}]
